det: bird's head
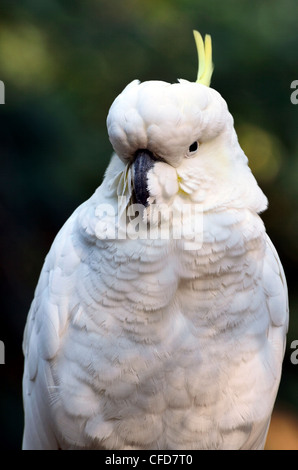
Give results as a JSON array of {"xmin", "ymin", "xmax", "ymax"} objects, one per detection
[{"xmin": 106, "ymin": 31, "xmax": 267, "ymax": 214}]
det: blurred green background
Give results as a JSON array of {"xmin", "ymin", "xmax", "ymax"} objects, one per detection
[{"xmin": 1, "ymin": 0, "xmax": 298, "ymax": 449}]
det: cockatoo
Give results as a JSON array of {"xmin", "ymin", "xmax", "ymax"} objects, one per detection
[{"xmin": 22, "ymin": 31, "xmax": 288, "ymax": 450}]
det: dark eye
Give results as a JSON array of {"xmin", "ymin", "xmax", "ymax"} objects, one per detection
[{"xmin": 189, "ymin": 141, "xmax": 198, "ymax": 153}]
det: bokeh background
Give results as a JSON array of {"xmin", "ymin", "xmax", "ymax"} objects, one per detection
[{"xmin": 1, "ymin": 0, "xmax": 298, "ymax": 450}]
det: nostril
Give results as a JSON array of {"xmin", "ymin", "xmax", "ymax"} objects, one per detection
[
  {"xmin": 134, "ymin": 149, "xmax": 154, "ymax": 162},
  {"xmin": 134, "ymin": 149, "xmax": 165, "ymax": 163}
]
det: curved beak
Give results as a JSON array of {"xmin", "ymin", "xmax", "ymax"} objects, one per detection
[{"xmin": 133, "ymin": 149, "xmax": 156, "ymax": 207}]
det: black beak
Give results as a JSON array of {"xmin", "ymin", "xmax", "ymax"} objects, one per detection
[{"xmin": 133, "ymin": 149, "xmax": 156, "ymax": 207}]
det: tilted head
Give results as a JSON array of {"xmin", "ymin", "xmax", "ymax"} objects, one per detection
[{"xmin": 106, "ymin": 32, "xmax": 267, "ymax": 213}]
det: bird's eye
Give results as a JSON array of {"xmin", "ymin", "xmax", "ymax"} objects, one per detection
[{"xmin": 188, "ymin": 141, "xmax": 198, "ymax": 153}]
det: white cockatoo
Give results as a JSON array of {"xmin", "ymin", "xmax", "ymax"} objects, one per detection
[{"xmin": 22, "ymin": 31, "xmax": 288, "ymax": 450}]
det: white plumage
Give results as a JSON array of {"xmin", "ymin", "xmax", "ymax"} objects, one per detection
[{"xmin": 22, "ymin": 34, "xmax": 288, "ymax": 450}]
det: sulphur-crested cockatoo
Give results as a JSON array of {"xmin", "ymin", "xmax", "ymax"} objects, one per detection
[{"xmin": 22, "ymin": 31, "xmax": 288, "ymax": 450}]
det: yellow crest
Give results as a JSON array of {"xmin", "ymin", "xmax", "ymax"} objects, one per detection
[{"xmin": 193, "ymin": 30, "xmax": 214, "ymax": 87}]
